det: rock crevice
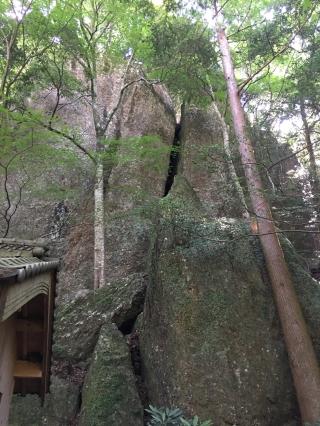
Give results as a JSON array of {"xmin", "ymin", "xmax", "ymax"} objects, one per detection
[{"xmin": 164, "ymin": 121, "xmax": 181, "ymax": 196}]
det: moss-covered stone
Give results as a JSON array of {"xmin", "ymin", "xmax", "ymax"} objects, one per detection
[
  {"xmin": 53, "ymin": 272, "xmax": 147, "ymax": 362},
  {"xmin": 9, "ymin": 377, "xmax": 80, "ymax": 426},
  {"xmin": 9, "ymin": 395, "xmax": 43, "ymax": 426},
  {"xmin": 281, "ymin": 238, "xmax": 320, "ymax": 358},
  {"xmin": 80, "ymin": 323, "xmax": 143, "ymax": 426},
  {"xmin": 178, "ymin": 106, "xmax": 244, "ymax": 218},
  {"xmin": 141, "ymin": 177, "xmax": 302, "ymax": 426},
  {"xmin": 47, "ymin": 206, "xmax": 157, "ymax": 424},
  {"xmin": 43, "ymin": 376, "xmax": 80, "ymax": 425}
]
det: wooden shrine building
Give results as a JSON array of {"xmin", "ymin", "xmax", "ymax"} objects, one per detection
[{"xmin": 0, "ymin": 239, "xmax": 58, "ymax": 426}]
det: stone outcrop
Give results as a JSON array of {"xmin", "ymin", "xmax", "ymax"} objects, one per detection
[
  {"xmin": 179, "ymin": 105, "xmax": 243, "ymax": 218},
  {"xmin": 140, "ymin": 176, "xmax": 320, "ymax": 426},
  {"xmin": 8, "ymin": 72, "xmax": 175, "ymax": 425},
  {"xmin": 6, "ymin": 81, "xmax": 320, "ymax": 426},
  {"xmin": 9, "ymin": 378, "xmax": 80, "ymax": 426},
  {"xmin": 106, "ymin": 81, "xmax": 176, "ymax": 212},
  {"xmin": 50, "ymin": 75, "xmax": 174, "ymax": 424}
]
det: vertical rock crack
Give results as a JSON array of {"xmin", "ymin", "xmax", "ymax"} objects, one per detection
[{"xmin": 164, "ymin": 122, "xmax": 181, "ymax": 196}]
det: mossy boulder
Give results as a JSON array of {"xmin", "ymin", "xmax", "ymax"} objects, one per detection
[
  {"xmin": 9, "ymin": 395, "xmax": 43, "ymax": 426},
  {"xmin": 9, "ymin": 377, "xmax": 79, "ymax": 426},
  {"xmin": 80, "ymin": 323, "xmax": 143, "ymax": 426},
  {"xmin": 48, "ymin": 209, "xmax": 157, "ymax": 424},
  {"xmin": 281, "ymin": 238, "xmax": 320, "ymax": 357},
  {"xmin": 43, "ymin": 376, "xmax": 80, "ymax": 425},
  {"xmin": 53, "ymin": 272, "xmax": 147, "ymax": 362},
  {"xmin": 140, "ymin": 176, "xmax": 310, "ymax": 426}
]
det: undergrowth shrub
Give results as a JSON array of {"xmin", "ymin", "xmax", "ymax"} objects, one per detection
[{"xmin": 146, "ymin": 405, "xmax": 212, "ymax": 426}]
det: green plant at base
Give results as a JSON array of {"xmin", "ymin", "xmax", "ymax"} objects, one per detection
[{"xmin": 146, "ymin": 405, "xmax": 212, "ymax": 426}]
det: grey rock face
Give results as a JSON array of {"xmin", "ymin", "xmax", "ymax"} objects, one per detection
[
  {"xmin": 178, "ymin": 106, "xmax": 243, "ymax": 218},
  {"xmin": 8, "ymin": 72, "xmax": 175, "ymax": 425},
  {"xmin": 106, "ymin": 81, "xmax": 176, "ymax": 212},
  {"xmin": 7, "ymin": 73, "xmax": 320, "ymax": 426},
  {"xmin": 9, "ymin": 377, "xmax": 80, "ymax": 426},
  {"xmin": 53, "ymin": 272, "xmax": 148, "ymax": 363},
  {"xmin": 140, "ymin": 177, "xmax": 307, "ymax": 426}
]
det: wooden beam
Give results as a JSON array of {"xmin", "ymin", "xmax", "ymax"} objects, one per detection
[
  {"xmin": 14, "ymin": 361, "xmax": 42, "ymax": 379},
  {"xmin": 41, "ymin": 271, "xmax": 56, "ymax": 398},
  {"xmin": 21, "ymin": 306, "xmax": 28, "ymax": 396}
]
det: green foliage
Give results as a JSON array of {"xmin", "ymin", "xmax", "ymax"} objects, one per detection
[
  {"xmin": 100, "ymin": 135, "xmax": 170, "ymax": 172},
  {"xmin": 146, "ymin": 406, "xmax": 183, "ymax": 425},
  {"xmin": 146, "ymin": 405, "xmax": 212, "ymax": 426},
  {"xmin": 142, "ymin": 13, "xmax": 219, "ymax": 105},
  {"xmin": 0, "ymin": 107, "xmax": 83, "ymax": 231},
  {"xmin": 0, "ymin": 0, "xmax": 76, "ymax": 107},
  {"xmin": 180, "ymin": 417, "xmax": 212, "ymax": 426},
  {"xmin": 0, "ymin": 108, "xmax": 79, "ymax": 169}
]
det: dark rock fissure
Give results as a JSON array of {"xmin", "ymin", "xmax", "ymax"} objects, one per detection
[
  {"xmin": 127, "ymin": 330, "xmax": 150, "ymax": 425},
  {"xmin": 311, "ymin": 267, "xmax": 320, "ymax": 281},
  {"xmin": 164, "ymin": 122, "xmax": 181, "ymax": 196},
  {"xmin": 118, "ymin": 316, "xmax": 138, "ymax": 335},
  {"xmin": 117, "ymin": 313, "xmax": 150, "ymax": 424}
]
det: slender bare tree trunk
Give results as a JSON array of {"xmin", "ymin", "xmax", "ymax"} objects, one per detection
[
  {"xmin": 91, "ymin": 62, "xmax": 106, "ymax": 289},
  {"xmin": 215, "ymin": 10, "xmax": 320, "ymax": 423},
  {"xmin": 93, "ymin": 159, "xmax": 105, "ymax": 289},
  {"xmin": 91, "ymin": 61, "xmax": 131, "ymax": 289},
  {"xmin": 210, "ymin": 101, "xmax": 249, "ymax": 219}
]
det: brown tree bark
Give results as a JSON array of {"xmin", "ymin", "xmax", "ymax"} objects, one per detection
[{"xmin": 214, "ymin": 6, "xmax": 320, "ymax": 424}]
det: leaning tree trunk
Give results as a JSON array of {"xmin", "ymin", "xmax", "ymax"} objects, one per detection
[{"xmin": 215, "ymin": 12, "xmax": 320, "ymax": 424}]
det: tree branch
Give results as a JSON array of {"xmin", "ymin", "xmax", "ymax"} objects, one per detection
[
  {"xmin": 238, "ymin": 4, "xmax": 318, "ymax": 93},
  {"xmin": 267, "ymin": 139, "xmax": 320, "ymax": 171},
  {"xmin": 38, "ymin": 121, "xmax": 97, "ymax": 164}
]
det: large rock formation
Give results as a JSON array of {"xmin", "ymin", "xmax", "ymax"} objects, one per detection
[
  {"xmin": 6, "ymin": 82, "xmax": 320, "ymax": 426},
  {"xmin": 140, "ymin": 176, "xmax": 308, "ymax": 425},
  {"xmin": 179, "ymin": 105, "xmax": 243, "ymax": 218},
  {"xmin": 8, "ymin": 72, "xmax": 175, "ymax": 425}
]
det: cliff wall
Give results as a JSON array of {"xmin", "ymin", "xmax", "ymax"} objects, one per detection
[{"xmin": 6, "ymin": 74, "xmax": 320, "ymax": 426}]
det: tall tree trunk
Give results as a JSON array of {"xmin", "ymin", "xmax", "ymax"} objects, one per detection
[
  {"xmin": 94, "ymin": 158, "xmax": 105, "ymax": 289},
  {"xmin": 215, "ymin": 12, "xmax": 320, "ymax": 424},
  {"xmin": 90, "ymin": 58, "xmax": 131, "ymax": 289},
  {"xmin": 91, "ymin": 66, "xmax": 105, "ymax": 290}
]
